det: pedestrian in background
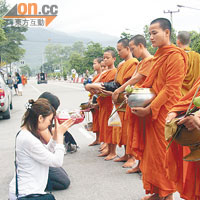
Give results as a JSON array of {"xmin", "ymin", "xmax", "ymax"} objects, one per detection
[
  {"xmin": 7, "ymin": 74, "xmax": 13, "ymax": 90},
  {"xmin": 15, "ymin": 72, "xmax": 23, "ymax": 96}
]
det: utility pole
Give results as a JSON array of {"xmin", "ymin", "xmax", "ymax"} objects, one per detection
[{"xmin": 163, "ymin": 9, "xmax": 180, "ymax": 26}]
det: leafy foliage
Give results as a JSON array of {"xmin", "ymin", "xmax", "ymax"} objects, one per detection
[
  {"xmin": 44, "ymin": 41, "xmax": 104, "ymax": 75},
  {"xmin": 190, "ymin": 31, "xmax": 200, "ymax": 53},
  {"xmin": 0, "ymin": 0, "xmax": 27, "ymax": 68},
  {"xmin": 20, "ymin": 64, "xmax": 31, "ymax": 76},
  {"xmin": 120, "ymin": 32, "xmax": 133, "ymax": 40}
]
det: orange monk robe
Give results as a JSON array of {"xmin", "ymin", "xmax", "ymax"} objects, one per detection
[
  {"xmin": 125, "ymin": 57, "xmax": 153, "ymax": 156},
  {"xmin": 132, "ymin": 45, "xmax": 188, "ymax": 197},
  {"xmin": 91, "ymin": 74, "xmax": 101, "ymax": 133},
  {"xmin": 112, "ymin": 58, "xmax": 139, "ymax": 146},
  {"xmin": 97, "ymin": 68, "xmax": 117, "ymax": 144},
  {"xmin": 181, "ymin": 47, "xmax": 200, "ymax": 96},
  {"xmin": 166, "ymin": 77, "xmax": 200, "ymax": 200},
  {"xmin": 21, "ymin": 75, "xmax": 26, "ymax": 86}
]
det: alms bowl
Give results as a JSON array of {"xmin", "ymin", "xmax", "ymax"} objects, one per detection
[{"xmin": 127, "ymin": 88, "xmax": 155, "ymax": 108}]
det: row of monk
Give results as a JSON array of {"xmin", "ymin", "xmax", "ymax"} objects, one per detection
[{"xmin": 84, "ymin": 17, "xmax": 200, "ymax": 200}]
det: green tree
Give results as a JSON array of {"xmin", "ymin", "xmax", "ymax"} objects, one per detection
[
  {"xmin": 20, "ymin": 64, "xmax": 31, "ymax": 76},
  {"xmin": 171, "ymin": 28, "xmax": 177, "ymax": 45},
  {"xmin": 72, "ymin": 41, "xmax": 85, "ymax": 55},
  {"xmin": 120, "ymin": 32, "xmax": 133, "ymax": 40},
  {"xmin": 0, "ymin": 18, "xmax": 6, "ymax": 42},
  {"xmin": 190, "ymin": 31, "xmax": 200, "ymax": 53},
  {"xmin": 0, "ymin": 0, "xmax": 27, "ymax": 67},
  {"xmin": 83, "ymin": 42, "xmax": 103, "ymax": 73},
  {"xmin": 68, "ymin": 52, "xmax": 84, "ymax": 74},
  {"xmin": 45, "ymin": 44, "xmax": 66, "ymax": 72}
]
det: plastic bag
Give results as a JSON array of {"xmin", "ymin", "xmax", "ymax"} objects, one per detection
[{"xmin": 108, "ymin": 105, "xmax": 122, "ymax": 127}]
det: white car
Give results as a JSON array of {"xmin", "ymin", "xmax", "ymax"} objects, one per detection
[{"xmin": 0, "ymin": 73, "xmax": 13, "ymax": 119}]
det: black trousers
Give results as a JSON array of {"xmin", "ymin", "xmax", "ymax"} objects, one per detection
[{"xmin": 46, "ymin": 167, "xmax": 70, "ymax": 191}]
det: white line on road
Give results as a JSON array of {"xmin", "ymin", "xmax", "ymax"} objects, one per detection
[{"xmin": 30, "ymin": 84, "xmax": 41, "ymax": 94}]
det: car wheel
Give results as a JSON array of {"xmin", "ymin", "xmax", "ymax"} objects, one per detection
[
  {"xmin": 3, "ymin": 106, "xmax": 10, "ymax": 119},
  {"xmin": 10, "ymin": 102, "xmax": 13, "ymax": 110}
]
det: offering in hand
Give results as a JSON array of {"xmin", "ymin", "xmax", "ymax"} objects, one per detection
[{"xmin": 56, "ymin": 109, "xmax": 84, "ymax": 124}]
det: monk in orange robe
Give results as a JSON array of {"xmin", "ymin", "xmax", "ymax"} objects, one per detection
[
  {"xmin": 131, "ymin": 18, "xmax": 188, "ymax": 200},
  {"xmin": 88, "ymin": 57, "xmax": 103, "ymax": 146},
  {"xmin": 104, "ymin": 38, "xmax": 138, "ymax": 167},
  {"xmin": 21, "ymin": 75, "xmax": 26, "ymax": 86},
  {"xmin": 113, "ymin": 35, "xmax": 153, "ymax": 172},
  {"xmin": 85, "ymin": 50, "xmax": 117, "ymax": 160},
  {"xmin": 176, "ymin": 31, "xmax": 200, "ymax": 96},
  {"xmin": 100, "ymin": 60, "xmax": 108, "ymax": 72},
  {"xmin": 112, "ymin": 36, "xmax": 152, "ymax": 169},
  {"xmin": 166, "ymin": 77, "xmax": 200, "ymax": 200}
]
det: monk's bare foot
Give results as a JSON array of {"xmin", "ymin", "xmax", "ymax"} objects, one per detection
[
  {"xmin": 164, "ymin": 194, "xmax": 173, "ymax": 200},
  {"xmin": 99, "ymin": 143, "xmax": 107, "ymax": 151},
  {"xmin": 141, "ymin": 194, "xmax": 166, "ymax": 200},
  {"xmin": 100, "ymin": 146, "xmax": 109, "ymax": 154},
  {"xmin": 104, "ymin": 154, "xmax": 117, "ymax": 161},
  {"xmin": 126, "ymin": 165, "xmax": 141, "ymax": 174},
  {"xmin": 141, "ymin": 194, "xmax": 164, "ymax": 200},
  {"xmin": 88, "ymin": 140, "xmax": 100, "ymax": 146},
  {"xmin": 98, "ymin": 151, "xmax": 109, "ymax": 157},
  {"xmin": 122, "ymin": 157, "xmax": 136, "ymax": 168},
  {"xmin": 114, "ymin": 155, "xmax": 128, "ymax": 162}
]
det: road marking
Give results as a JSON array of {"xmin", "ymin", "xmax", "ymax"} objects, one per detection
[{"xmin": 30, "ymin": 84, "xmax": 41, "ymax": 94}]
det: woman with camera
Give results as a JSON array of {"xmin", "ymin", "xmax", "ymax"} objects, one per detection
[{"xmin": 9, "ymin": 98, "xmax": 74, "ymax": 200}]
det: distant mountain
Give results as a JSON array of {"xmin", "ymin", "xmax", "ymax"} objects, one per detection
[
  {"xmin": 21, "ymin": 28, "xmax": 119, "ymax": 70},
  {"xmin": 71, "ymin": 31, "xmax": 119, "ymax": 46}
]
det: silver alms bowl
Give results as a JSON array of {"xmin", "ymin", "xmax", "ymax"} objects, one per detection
[{"xmin": 127, "ymin": 88, "xmax": 155, "ymax": 108}]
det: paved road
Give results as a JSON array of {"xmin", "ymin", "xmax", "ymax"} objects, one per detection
[{"xmin": 0, "ymin": 79, "xmax": 182, "ymax": 200}]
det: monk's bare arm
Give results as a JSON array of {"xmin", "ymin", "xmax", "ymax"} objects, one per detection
[
  {"xmin": 117, "ymin": 73, "xmax": 144, "ymax": 93},
  {"xmin": 85, "ymin": 83, "xmax": 103, "ymax": 93},
  {"xmin": 112, "ymin": 73, "xmax": 144, "ymax": 103},
  {"xmin": 101, "ymin": 90, "xmax": 113, "ymax": 96},
  {"xmin": 93, "ymin": 70, "xmax": 108, "ymax": 83}
]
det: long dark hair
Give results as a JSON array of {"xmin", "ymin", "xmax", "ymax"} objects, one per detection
[{"xmin": 21, "ymin": 98, "xmax": 56, "ymax": 138}]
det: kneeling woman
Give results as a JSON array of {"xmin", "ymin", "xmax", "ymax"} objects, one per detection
[{"xmin": 9, "ymin": 98, "xmax": 74, "ymax": 200}]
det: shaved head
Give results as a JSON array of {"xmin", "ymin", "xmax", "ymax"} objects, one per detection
[
  {"xmin": 150, "ymin": 18, "xmax": 172, "ymax": 36},
  {"xmin": 177, "ymin": 31, "xmax": 190, "ymax": 45},
  {"xmin": 130, "ymin": 35, "xmax": 146, "ymax": 47},
  {"xmin": 117, "ymin": 38, "xmax": 129, "ymax": 48},
  {"xmin": 104, "ymin": 49, "xmax": 116, "ymax": 58}
]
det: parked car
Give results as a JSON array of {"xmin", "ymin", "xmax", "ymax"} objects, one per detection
[
  {"xmin": 37, "ymin": 72, "xmax": 47, "ymax": 84},
  {"xmin": 0, "ymin": 73, "xmax": 13, "ymax": 119}
]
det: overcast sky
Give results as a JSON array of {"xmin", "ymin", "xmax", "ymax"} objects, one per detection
[{"xmin": 5, "ymin": 0, "xmax": 200, "ymax": 37}]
